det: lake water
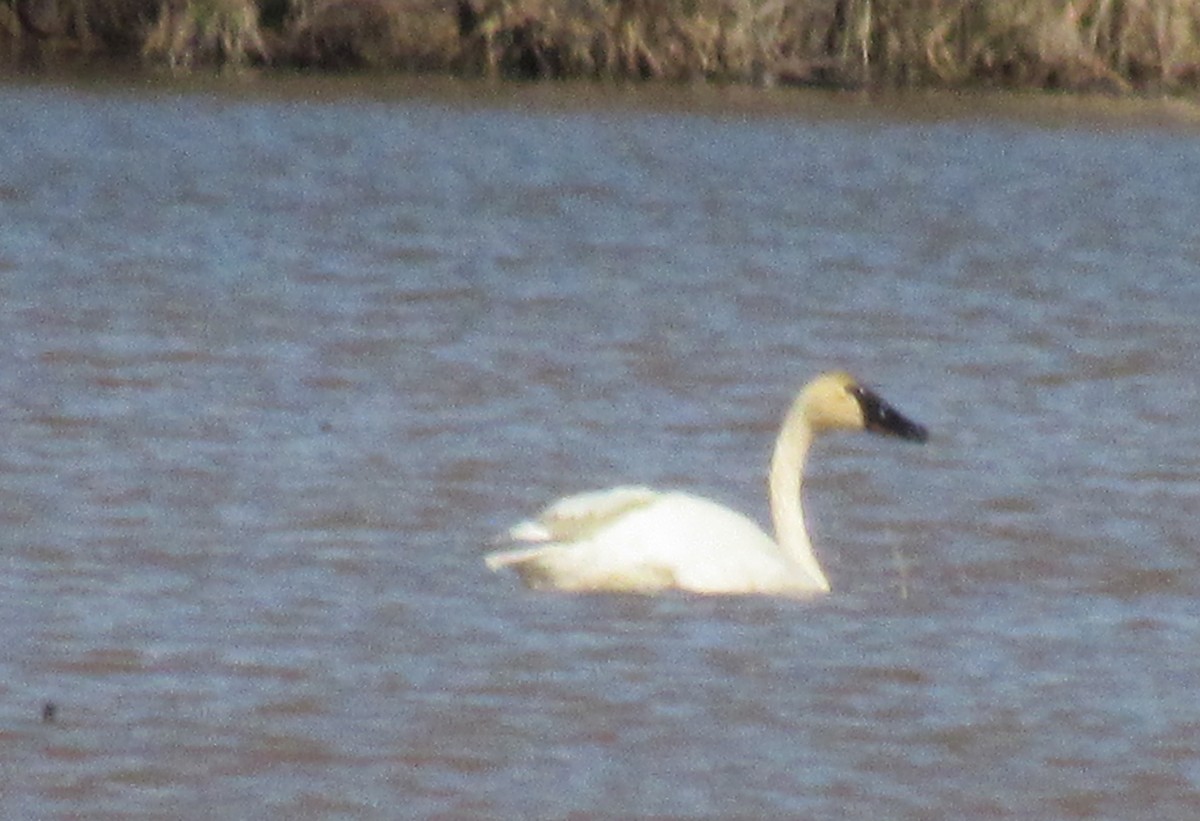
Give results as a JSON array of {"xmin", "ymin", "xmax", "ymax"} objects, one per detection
[{"xmin": 2, "ymin": 74, "xmax": 1200, "ymax": 819}]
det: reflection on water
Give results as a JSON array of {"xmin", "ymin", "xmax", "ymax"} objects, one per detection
[{"xmin": 2, "ymin": 77, "xmax": 1200, "ymax": 818}]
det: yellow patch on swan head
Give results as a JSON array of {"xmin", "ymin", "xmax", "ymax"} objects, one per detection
[{"xmin": 798, "ymin": 371, "xmax": 866, "ymax": 433}]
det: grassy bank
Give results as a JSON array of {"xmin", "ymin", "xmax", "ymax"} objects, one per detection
[{"xmin": 3, "ymin": 0, "xmax": 1200, "ymax": 92}]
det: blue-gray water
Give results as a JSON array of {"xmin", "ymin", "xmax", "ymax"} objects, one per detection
[{"xmin": 2, "ymin": 77, "xmax": 1200, "ymax": 819}]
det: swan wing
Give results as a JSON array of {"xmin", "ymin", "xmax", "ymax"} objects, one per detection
[
  {"xmin": 501, "ymin": 485, "xmax": 662, "ymax": 545},
  {"xmin": 609, "ymin": 494, "xmax": 802, "ymax": 593}
]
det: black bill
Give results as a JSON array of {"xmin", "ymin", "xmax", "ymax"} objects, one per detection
[{"xmin": 852, "ymin": 386, "xmax": 929, "ymax": 443}]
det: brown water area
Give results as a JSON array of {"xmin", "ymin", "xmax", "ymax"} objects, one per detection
[{"xmin": 2, "ymin": 75, "xmax": 1200, "ymax": 818}]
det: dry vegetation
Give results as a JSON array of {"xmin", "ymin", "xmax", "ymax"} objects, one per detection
[{"xmin": 3, "ymin": 0, "xmax": 1200, "ymax": 91}]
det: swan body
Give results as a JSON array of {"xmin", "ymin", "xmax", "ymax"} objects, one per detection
[{"xmin": 486, "ymin": 371, "xmax": 927, "ymax": 596}]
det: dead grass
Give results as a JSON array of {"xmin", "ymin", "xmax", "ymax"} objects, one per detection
[
  {"xmin": 5, "ymin": 0, "xmax": 1200, "ymax": 91},
  {"xmin": 142, "ymin": 0, "xmax": 267, "ymax": 68},
  {"xmin": 3, "ymin": 0, "xmax": 157, "ymax": 63},
  {"xmin": 450, "ymin": 0, "xmax": 1200, "ymax": 89},
  {"xmin": 283, "ymin": 0, "xmax": 457, "ymax": 69}
]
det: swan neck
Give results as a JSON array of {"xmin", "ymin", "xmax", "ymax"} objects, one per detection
[{"xmin": 769, "ymin": 409, "xmax": 830, "ymax": 592}]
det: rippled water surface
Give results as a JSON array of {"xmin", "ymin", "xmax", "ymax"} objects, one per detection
[{"xmin": 3, "ymin": 76, "xmax": 1200, "ymax": 819}]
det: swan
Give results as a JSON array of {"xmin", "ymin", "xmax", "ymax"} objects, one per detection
[{"xmin": 485, "ymin": 371, "xmax": 927, "ymax": 596}]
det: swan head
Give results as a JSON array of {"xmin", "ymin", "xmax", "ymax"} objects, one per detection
[{"xmin": 799, "ymin": 372, "xmax": 928, "ymax": 442}]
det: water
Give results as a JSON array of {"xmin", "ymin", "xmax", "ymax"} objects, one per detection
[{"xmin": 2, "ymin": 75, "xmax": 1200, "ymax": 818}]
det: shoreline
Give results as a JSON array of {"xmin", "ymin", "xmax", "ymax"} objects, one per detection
[
  {"xmin": 9, "ymin": 70, "xmax": 1200, "ymax": 139},
  {"xmin": 3, "ymin": 0, "xmax": 1200, "ymax": 96}
]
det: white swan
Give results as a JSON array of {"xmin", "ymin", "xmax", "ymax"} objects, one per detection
[{"xmin": 485, "ymin": 371, "xmax": 927, "ymax": 596}]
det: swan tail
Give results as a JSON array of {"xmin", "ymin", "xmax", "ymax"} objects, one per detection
[{"xmin": 484, "ymin": 544, "xmax": 555, "ymax": 571}]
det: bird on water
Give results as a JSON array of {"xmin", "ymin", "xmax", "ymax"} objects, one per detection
[{"xmin": 485, "ymin": 371, "xmax": 927, "ymax": 596}]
